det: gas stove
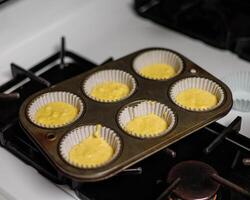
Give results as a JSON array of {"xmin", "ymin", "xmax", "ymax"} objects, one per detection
[{"xmin": 0, "ymin": 38, "xmax": 249, "ymax": 200}]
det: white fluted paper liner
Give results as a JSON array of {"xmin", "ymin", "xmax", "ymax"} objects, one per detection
[
  {"xmin": 59, "ymin": 125, "xmax": 122, "ymax": 169},
  {"xmin": 83, "ymin": 69, "xmax": 136, "ymax": 102},
  {"xmin": 118, "ymin": 100, "xmax": 176, "ymax": 138},
  {"xmin": 170, "ymin": 77, "xmax": 224, "ymax": 111},
  {"xmin": 27, "ymin": 91, "xmax": 84, "ymax": 128},
  {"xmin": 223, "ymin": 72, "xmax": 250, "ymax": 112},
  {"xmin": 133, "ymin": 50, "xmax": 183, "ymax": 80}
]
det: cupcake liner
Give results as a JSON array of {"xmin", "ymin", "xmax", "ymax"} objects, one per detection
[
  {"xmin": 27, "ymin": 91, "xmax": 84, "ymax": 128},
  {"xmin": 170, "ymin": 77, "xmax": 224, "ymax": 111},
  {"xmin": 118, "ymin": 100, "xmax": 176, "ymax": 138},
  {"xmin": 223, "ymin": 72, "xmax": 250, "ymax": 112},
  {"xmin": 59, "ymin": 125, "xmax": 122, "ymax": 169},
  {"xmin": 83, "ymin": 69, "xmax": 136, "ymax": 102},
  {"xmin": 133, "ymin": 50, "xmax": 183, "ymax": 80}
]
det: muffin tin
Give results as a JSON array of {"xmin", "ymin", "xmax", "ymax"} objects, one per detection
[{"xmin": 19, "ymin": 48, "xmax": 233, "ymax": 182}]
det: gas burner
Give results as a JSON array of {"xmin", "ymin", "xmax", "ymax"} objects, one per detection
[
  {"xmin": 167, "ymin": 161, "xmax": 219, "ymax": 200},
  {"xmin": 162, "ymin": 160, "xmax": 250, "ymax": 200}
]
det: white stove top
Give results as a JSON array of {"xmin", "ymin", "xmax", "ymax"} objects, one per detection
[{"xmin": 0, "ymin": 0, "xmax": 249, "ymax": 199}]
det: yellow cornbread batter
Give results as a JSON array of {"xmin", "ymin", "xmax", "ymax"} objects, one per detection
[
  {"xmin": 140, "ymin": 63, "xmax": 176, "ymax": 79},
  {"xmin": 126, "ymin": 113, "xmax": 167, "ymax": 136},
  {"xmin": 35, "ymin": 102, "xmax": 78, "ymax": 126},
  {"xmin": 69, "ymin": 126, "xmax": 113, "ymax": 166},
  {"xmin": 176, "ymin": 88, "xmax": 217, "ymax": 110},
  {"xmin": 91, "ymin": 81, "xmax": 130, "ymax": 101}
]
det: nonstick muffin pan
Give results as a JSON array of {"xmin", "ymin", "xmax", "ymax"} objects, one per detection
[{"xmin": 19, "ymin": 48, "xmax": 233, "ymax": 182}]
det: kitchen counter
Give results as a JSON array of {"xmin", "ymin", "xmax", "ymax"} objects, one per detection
[{"xmin": 0, "ymin": 0, "xmax": 249, "ymax": 199}]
